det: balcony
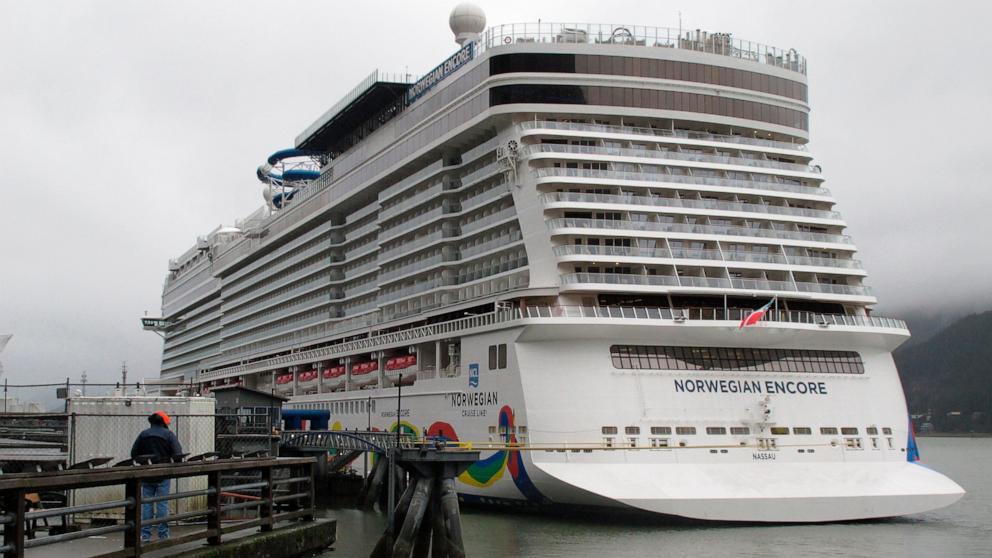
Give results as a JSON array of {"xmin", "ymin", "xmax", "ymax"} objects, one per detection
[
  {"xmin": 534, "ymin": 168, "xmax": 830, "ymax": 198},
  {"xmin": 560, "ymin": 272, "xmax": 873, "ymax": 297},
  {"xmin": 525, "ymin": 144, "xmax": 817, "ymax": 174},
  {"xmin": 541, "ymin": 192, "xmax": 841, "ymax": 222},
  {"xmin": 553, "ymin": 245, "xmax": 863, "ymax": 270},
  {"xmin": 460, "ymin": 207, "xmax": 518, "ymax": 236},
  {"xmin": 379, "ymin": 230, "xmax": 447, "ymax": 262},
  {"xmin": 460, "ymin": 230, "xmax": 524, "ymax": 259},
  {"xmin": 379, "ymin": 253, "xmax": 446, "ymax": 284},
  {"xmin": 518, "ymin": 120, "xmax": 808, "ymax": 152},
  {"xmin": 380, "ymin": 183, "xmax": 444, "ymax": 221},
  {"xmin": 547, "ymin": 218, "xmax": 853, "ymax": 246}
]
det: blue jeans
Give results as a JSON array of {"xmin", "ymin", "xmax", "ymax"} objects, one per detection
[{"xmin": 141, "ymin": 479, "xmax": 170, "ymax": 541}]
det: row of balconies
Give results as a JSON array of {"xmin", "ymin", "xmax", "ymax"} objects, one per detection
[
  {"xmin": 534, "ymin": 168, "xmax": 831, "ymax": 198},
  {"xmin": 222, "ymin": 221, "xmax": 334, "ymax": 287},
  {"xmin": 558, "ymin": 272, "xmax": 873, "ymax": 297},
  {"xmin": 541, "ymin": 192, "xmax": 840, "ymax": 222},
  {"xmin": 518, "ymin": 120, "xmax": 809, "ymax": 154},
  {"xmin": 222, "ymin": 260, "xmax": 335, "ymax": 314},
  {"xmin": 547, "ymin": 218, "xmax": 852, "ymax": 246},
  {"xmin": 378, "ymin": 177, "xmax": 509, "ymax": 245},
  {"xmin": 222, "ymin": 238, "xmax": 334, "ymax": 299},
  {"xmin": 222, "ymin": 293, "xmax": 338, "ymax": 338},
  {"xmin": 222, "ymin": 277, "xmax": 332, "ymax": 326},
  {"xmin": 379, "ymin": 206, "xmax": 518, "ymax": 263},
  {"xmin": 524, "ymin": 144, "xmax": 817, "ymax": 174}
]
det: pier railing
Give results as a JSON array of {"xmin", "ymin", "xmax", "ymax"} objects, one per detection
[{"xmin": 0, "ymin": 457, "xmax": 315, "ymax": 558}]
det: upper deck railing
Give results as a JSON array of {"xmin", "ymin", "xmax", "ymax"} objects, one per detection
[{"xmin": 481, "ymin": 23, "xmax": 806, "ymax": 75}]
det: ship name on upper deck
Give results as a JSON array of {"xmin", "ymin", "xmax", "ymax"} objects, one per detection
[{"xmin": 407, "ymin": 42, "xmax": 476, "ymax": 104}]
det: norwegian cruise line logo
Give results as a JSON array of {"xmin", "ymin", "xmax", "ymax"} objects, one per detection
[{"xmin": 468, "ymin": 363, "xmax": 480, "ymax": 388}]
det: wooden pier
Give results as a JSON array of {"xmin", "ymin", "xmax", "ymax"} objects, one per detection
[{"xmin": 0, "ymin": 456, "xmax": 332, "ymax": 558}]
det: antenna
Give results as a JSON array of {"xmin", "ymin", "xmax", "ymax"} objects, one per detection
[
  {"xmin": 121, "ymin": 362, "xmax": 128, "ymax": 395},
  {"xmin": 81, "ymin": 371, "xmax": 88, "ymax": 396}
]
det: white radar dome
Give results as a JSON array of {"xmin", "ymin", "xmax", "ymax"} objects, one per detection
[{"xmin": 449, "ymin": 3, "xmax": 486, "ymax": 46}]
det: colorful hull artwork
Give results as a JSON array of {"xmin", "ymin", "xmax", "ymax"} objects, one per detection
[{"xmin": 420, "ymin": 406, "xmax": 547, "ymax": 503}]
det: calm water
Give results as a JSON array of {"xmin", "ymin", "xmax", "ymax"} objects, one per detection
[{"xmin": 319, "ymin": 437, "xmax": 991, "ymax": 557}]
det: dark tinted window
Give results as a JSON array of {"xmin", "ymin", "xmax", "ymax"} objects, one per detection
[
  {"xmin": 490, "ymin": 53, "xmax": 807, "ymax": 101},
  {"xmin": 490, "ymin": 85, "xmax": 808, "ymax": 131}
]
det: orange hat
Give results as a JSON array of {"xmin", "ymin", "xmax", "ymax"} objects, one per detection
[{"xmin": 153, "ymin": 411, "xmax": 171, "ymax": 426}]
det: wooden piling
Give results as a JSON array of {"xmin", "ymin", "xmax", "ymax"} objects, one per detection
[
  {"xmin": 391, "ymin": 476, "xmax": 433, "ymax": 557},
  {"xmin": 429, "ymin": 480, "xmax": 448, "ymax": 558},
  {"xmin": 361, "ymin": 456, "xmax": 388, "ymax": 511},
  {"xmin": 440, "ymin": 478, "xmax": 465, "ymax": 558}
]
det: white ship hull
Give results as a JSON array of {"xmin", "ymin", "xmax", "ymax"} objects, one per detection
[{"xmin": 287, "ymin": 320, "xmax": 965, "ymax": 522}]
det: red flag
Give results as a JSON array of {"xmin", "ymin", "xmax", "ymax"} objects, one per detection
[{"xmin": 739, "ymin": 299, "xmax": 775, "ymax": 329}]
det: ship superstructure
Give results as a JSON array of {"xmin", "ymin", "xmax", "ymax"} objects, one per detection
[{"xmin": 153, "ymin": 5, "xmax": 963, "ymax": 521}]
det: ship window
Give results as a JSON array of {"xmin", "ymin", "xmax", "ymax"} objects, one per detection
[
  {"xmin": 488, "ymin": 426, "xmax": 497, "ymax": 434},
  {"xmin": 625, "ymin": 426, "xmax": 641, "ymax": 435},
  {"xmin": 706, "ymin": 427, "xmax": 727, "ymax": 435},
  {"xmin": 841, "ymin": 427, "xmax": 859, "ymax": 435},
  {"xmin": 650, "ymin": 426, "xmax": 671, "ymax": 435},
  {"xmin": 730, "ymin": 427, "xmax": 750, "ymax": 435},
  {"xmin": 870, "ymin": 437, "xmax": 880, "ymax": 449},
  {"xmin": 601, "ymin": 426, "xmax": 618, "ymax": 435},
  {"xmin": 675, "ymin": 426, "xmax": 696, "ymax": 435},
  {"xmin": 609, "ymin": 345, "xmax": 863, "ymax": 374},
  {"xmin": 488, "ymin": 344, "xmax": 508, "ymax": 370},
  {"xmin": 649, "ymin": 438, "xmax": 670, "ymax": 448},
  {"xmin": 882, "ymin": 427, "xmax": 893, "ymax": 435},
  {"xmin": 770, "ymin": 427, "xmax": 789, "ymax": 435},
  {"xmin": 845, "ymin": 438, "xmax": 863, "ymax": 449},
  {"xmin": 820, "ymin": 427, "xmax": 838, "ymax": 435},
  {"xmin": 793, "ymin": 427, "xmax": 812, "ymax": 435},
  {"xmin": 866, "ymin": 427, "xmax": 879, "ymax": 435},
  {"xmin": 887, "ymin": 437, "xmax": 894, "ymax": 449}
]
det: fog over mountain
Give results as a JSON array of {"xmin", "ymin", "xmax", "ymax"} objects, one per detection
[{"xmin": 1, "ymin": 0, "xmax": 989, "ymax": 399}]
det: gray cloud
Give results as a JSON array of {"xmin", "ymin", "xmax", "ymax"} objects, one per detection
[{"xmin": 1, "ymin": 0, "xmax": 988, "ymax": 395}]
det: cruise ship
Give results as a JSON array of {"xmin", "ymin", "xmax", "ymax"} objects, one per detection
[{"xmin": 152, "ymin": 5, "xmax": 964, "ymax": 522}]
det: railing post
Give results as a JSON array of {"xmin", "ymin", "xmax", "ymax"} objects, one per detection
[
  {"xmin": 304, "ymin": 462, "xmax": 315, "ymax": 521},
  {"xmin": 1, "ymin": 490, "xmax": 24, "ymax": 558},
  {"xmin": 207, "ymin": 471, "xmax": 221, "ymax": 545},
  {"xmin": 260, "ymin": 465, "xmax": 274, "ymax": 532},
  {"xmin": 124, "ymin": 479, "xmax": 141, "ymax": 555}
]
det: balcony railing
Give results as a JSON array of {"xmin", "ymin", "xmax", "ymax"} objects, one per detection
[
  {"xmin": 379, "ymin": 230, "xmax": 446, "ymax": 262},
  {"xmin": 460, "ymin": 230, "xmax": 524, "ymax": 259},
  {"xmin": 534, "ymin": 168, "xmax": 830, "ymax": 197},
  {"xmin": 460, "ymin": 207, "xmax": 518, "ymax": 236},
  {"xmin": 483, "ymin": 23, "xmax": 806, "ymax": 74},
  {"xmin": 559, "ymin": 272, "xmax": 873, "ymax": 297},
  {"xmin": 541, "ymin": 192, "xmax": 840, "ymax": 221},
  {"xmin": 199, "ymin": 306, "xmax": 905, "ymax": 382},
  {"xmin": 553, "ymin": 245, "xmax": 863, "ymax": 270},
  {"xmin": 518, "ymin": 120, "xmax": 808, "ymax": 152},
  {"xmin": 379, "ymin": 253, "xmax": 446, "ymax": 283},
  {"xmin": 380, "ymin": 183, "xmax": 444, "ymax": 221},
  {"xmin": 525, "ymin": 144, "xmax": 817, "ymax": 173},
  {"xmin": 547, "ymin": 218, "xmax": 852, "ymax": 245}
]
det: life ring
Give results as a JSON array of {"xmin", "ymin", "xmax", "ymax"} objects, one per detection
[{"xmin": 504, "ymin": 36, "xmax": 512, "ymax": 44}]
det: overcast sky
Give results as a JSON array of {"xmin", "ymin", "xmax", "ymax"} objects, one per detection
[{"xmin": 1, "ymin": 0, "xmax": 990, "ymax": 396}]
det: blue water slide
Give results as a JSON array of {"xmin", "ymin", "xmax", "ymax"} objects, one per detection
[{"xmin": 257, "ymin": 148, "xmax": 322, "ymax": 185}]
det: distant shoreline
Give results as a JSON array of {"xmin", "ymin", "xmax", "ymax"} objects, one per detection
[{"xmin": 917, "ymin": 432, "xmax": 992, "ymax": 438}]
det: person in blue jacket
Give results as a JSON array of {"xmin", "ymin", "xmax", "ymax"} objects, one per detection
[{"xmin": 130, "ymin": 411, "xmax": 183, "ymax": 542}]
